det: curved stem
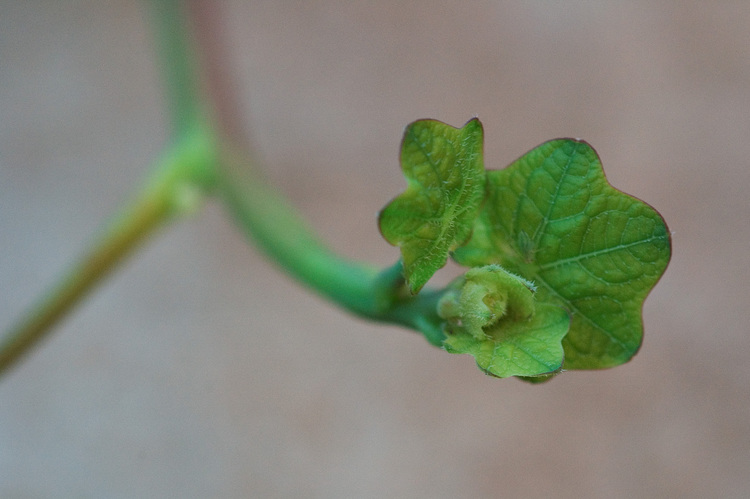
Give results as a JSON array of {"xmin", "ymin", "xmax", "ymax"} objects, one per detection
[
  {"xmin": 183, "ymin": 1, "xmax": 447, "ymax": 340},
  {"xmin": 0, "ymin": 0, "xmax": 448, "ymax": 377},
  {"xmin": 215, "ymin": 146, "xmax": 445, "ymax": 344}
]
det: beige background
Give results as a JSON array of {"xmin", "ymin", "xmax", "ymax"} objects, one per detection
[{"xmin": 1, "ymin": 1, "xmax": 749, "ymax": 497}]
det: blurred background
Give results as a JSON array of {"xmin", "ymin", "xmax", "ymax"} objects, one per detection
[{"xmin": 1, "ymin": 1, "xmax": 749, "ymax": 497}]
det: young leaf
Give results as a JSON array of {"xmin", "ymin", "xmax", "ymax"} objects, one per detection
[
  {"xmin": 444, "ymin": 303, "xmax": 569, "ymax": 378},
  {"xmin": 379, "ymin": 119, "xmax": 485, "ymax": 293},
  {"xmin": 438, "ymin": 265, "xmax": 569, "ymax": 378},
  {"xmin": 453, "ymin": 139, "xmax": 671, "ymax": 370}
]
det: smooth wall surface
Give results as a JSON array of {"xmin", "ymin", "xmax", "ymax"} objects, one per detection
[{"xmin": 1, "ymin": 2, "xmax": 749, "ymax": 497}]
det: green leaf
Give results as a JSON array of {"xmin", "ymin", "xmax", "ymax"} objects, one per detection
[
  {"xmin": 439, "ymin": 265, "xmax": 570, "ymax": 377},
  {"xmin": 453, "ymin": 139, "xmax": 671, "ymax": 369},
  {"xmin": 379, "ymin": 118, "xmax": 485, "ymax": 293}
]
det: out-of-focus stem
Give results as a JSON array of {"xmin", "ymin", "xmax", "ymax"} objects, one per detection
[
  {"xmin": 150, "ymin": 0, "xmax": 206, "ymax": 137},
  {"xmin": 0, "ymin": 0, "xmax": 447, "ymax": 377},
  {"xmin": 184, "ymin": 1, "xmax": 447, "ymax": 344},
  {"xmin": 0, "ymin": 141, "xmax": 212, "ymax": 374}
]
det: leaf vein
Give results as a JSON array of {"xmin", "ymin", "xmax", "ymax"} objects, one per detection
[
  {"xmin": 533, "ymin": 274, "xmax": 629, "ymax": 350},
  {"xmin": 538, "ymin": 234, "xmax": 665, "ymax": 271}
]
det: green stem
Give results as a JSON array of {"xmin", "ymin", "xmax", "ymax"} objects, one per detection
[
  {"xmin": 0, "ymin": 139, "xmax": 213, "ymax": 374},
  {"xmin": 151, "ymin": 0, "xmax": 447, "ymax": 342},
  {"xmin": 177, "ymin": 1, "xmax": 446, "ymax": 341},
  {"xmin": 0, "ymin": 194, "xmax": 166, "ymax": 373},
  {"xmin": 0, "ymin": 0, "xmax": 448, "ymax": 376},
  {"xmin": 214, "ymin": 148, "xmax": 446, "ymax": 345},
  {"xmin": 150, "ymin": 0, "xmax": 206, "ymax": 136},
  {"xmin": 0, "ymin": 1, "xmax": 218, "ymax": 375}
]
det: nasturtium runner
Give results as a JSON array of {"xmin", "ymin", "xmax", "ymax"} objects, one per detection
[
  {"xmin": 453, "ymin": 139, "xmax": 671, "ymax": 370},
  {"xmin": 379, "ymin": 118, "xmax": 485, "ymax": 294}
]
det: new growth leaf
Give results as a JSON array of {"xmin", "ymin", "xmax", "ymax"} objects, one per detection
[
  {"xmin": 379, "ymin": 120, "xmax": 670, "ymax": 378},
  {"xmin": 379, "ymin": 119, "xmax": 485, "ymax": 294},
  {"xmin": 453, "ymin": 139, "xmax": 671, "ymax": 370}
]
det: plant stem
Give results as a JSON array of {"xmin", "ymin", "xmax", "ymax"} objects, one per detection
[
  {"xmin": 179, "ymin": 2, "xmax": 446, "ymax": 339},
  {"xmin": 0, "ymin": 195, "xmax": 166, "ymax": 373},
  {"xmin": 178, "ymin": 0, "xmax": 448, "ymax": 344},
  {"xmin": 150, "ymin": 0, "xmax": 206, "ymax": 137},
  {"xmin": 215, "ymin": 147, "xmax": 446, "ymax": 345},
  {"xmin": 0, "ymin": 0, "xmax": 447, "ymax": 376},
  {"xmin": 0, "ymin": 141, "xmax": 213, "ymax": 374}
]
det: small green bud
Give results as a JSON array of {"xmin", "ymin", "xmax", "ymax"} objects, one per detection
[{"xmin": 437, "ymin": 265, "xmax": 536, "ymax": 340}]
